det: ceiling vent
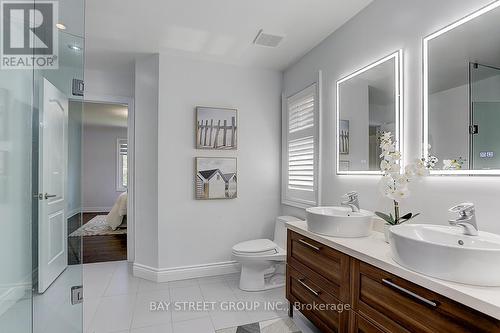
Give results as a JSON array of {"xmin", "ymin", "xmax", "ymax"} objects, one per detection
[{"xmin": 253, "ymin": 29, "xmax": 284, "ymax": 48}]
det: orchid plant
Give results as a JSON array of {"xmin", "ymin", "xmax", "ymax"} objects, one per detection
[
  {"xmin": 375, "ymin": 132, "xmax": 430, "ymax": 226},
  {"xmin": 443, "ymin": 157, "xmax": 466, "ymax": 170}
]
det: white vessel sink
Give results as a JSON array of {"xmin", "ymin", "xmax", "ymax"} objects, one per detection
[
  {"xmin": 305, "ymin": 206, "xmax": 374, "ymax": 238},
  {"xmin": 389, "ymin": 224, "xmax": 500, "ymax": 286}
]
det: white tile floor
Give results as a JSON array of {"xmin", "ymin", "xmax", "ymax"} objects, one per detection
[
  {"xmin": 83, "ymin": 261, "xmax": 320, "ymax": 333},
  {"xmin": 22, "ymin": 261, "xmax": 320, "ymax": 333}
]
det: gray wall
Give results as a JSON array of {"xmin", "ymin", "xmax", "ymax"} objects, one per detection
[
  {"xmin": 82, "ymin": 125, "xmax": 127, "ymax": 211},
  {"xmin": 134, "ymin": 55, "xmax": 159, "ymax": 269},
  {"xmin": 85, "ymin": 66, "xmax": 134, "ymax": 98},
  {"xmin": 157, "ymin": 54, "xmax": 282, "ymax": 269},
  {"xmin": 283, "ymin": 0, "xmax": 500, "ymax": 234}
]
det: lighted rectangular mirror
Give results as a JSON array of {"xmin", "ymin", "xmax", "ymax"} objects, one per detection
[
  {"xmin": 424, "ymin": 1, "xmax": 500, "ymax": 175},
  {"xmin": 336, "ymin": 50, "xmax": 403, "ymax": 175}
]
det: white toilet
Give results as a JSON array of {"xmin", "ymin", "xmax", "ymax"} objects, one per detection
[{"xmin": 232, "ymin": 216, "xmax": 300, "ymax": 291}]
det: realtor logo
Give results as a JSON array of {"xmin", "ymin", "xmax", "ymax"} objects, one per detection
[{"xmin": 1, "ymin": 1, "xmax": 58, "ymax": 69}]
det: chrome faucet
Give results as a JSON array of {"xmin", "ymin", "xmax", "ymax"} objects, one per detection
[
  {"xmin": 448, "ymin": 203, "xmax": 478, "ymax": 236},
  {"xmin": 341, "ymin": 191, "xmax": 360, "ymax": 213}
]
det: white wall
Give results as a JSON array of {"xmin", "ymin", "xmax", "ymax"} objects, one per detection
[
  {"xmin": 282, "ymin": 0, "xmax": 500, "ymax": 234},
  {"xmin": 85, "ymin": 65, "xmax": 134, "ymax": 98},
  {"xmin": 82, "ymin": 125, "xmax": 127, "ymax": 211},
  {"xmin": 134, "ymin": 55, "xmax": 160, "ymax": 269},
  {"xmin": 156, "ymin": 54, "xmax": 282, "ymax": 270}
]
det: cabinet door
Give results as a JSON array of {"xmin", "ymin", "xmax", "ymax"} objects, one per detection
[
  {"xmin": 287, "ymin": 265, "xmax": 349, "ymax": 332},
  {"xmin": 350, "ymin": 313, "xmax": 386, "ymax": 333},
  {"xmin": 287, "ymin": 230, "xmax": 350, "ymax": 302},
  {"xmin": 351, "ymin": 260, "xmax": 500, "ymax": 333}
]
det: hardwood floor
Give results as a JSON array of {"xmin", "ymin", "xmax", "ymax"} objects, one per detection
[{"xmin": 68, "ymin": 212, "xmax": 127, "ymax": 265}]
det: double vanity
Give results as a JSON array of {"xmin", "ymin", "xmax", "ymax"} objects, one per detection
[
  {"xmin": 281, "ymin": 2, "xmax": 500, "ymax": 332},
  {"xmin": 285, "ymin": 216, "xmax": 500, "ymax": 333}
]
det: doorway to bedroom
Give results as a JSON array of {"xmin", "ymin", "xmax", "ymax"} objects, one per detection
[{"xmin": 68, "ymin": 101, "xmax": 129, "ymax": 264}]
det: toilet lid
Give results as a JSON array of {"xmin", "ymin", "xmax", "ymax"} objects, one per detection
[{"xmin": 232, "ymin": 239, "xmax": 278, "ymax": 254}]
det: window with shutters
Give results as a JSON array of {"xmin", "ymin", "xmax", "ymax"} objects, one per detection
[
  {"xmin": 117, "ymin": 138, "xmax": 128, "ymax": 191},
  {"xmin": 282, "ymin": 84, "xmax": 319, "ymax": 207}
]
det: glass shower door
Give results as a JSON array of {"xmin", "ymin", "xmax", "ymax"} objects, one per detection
[
  {"xmin": 0, "ymin": 0, "xmax": 85, "ymax": 332},
  {"xmin": 33, "ymin": 0, "xmax": 85, "ymax": 331},
  {"xmin": 0, "ymin": 24, "xmax": 34, "ymax": 333},
  {"xmin": 470, "ymin": 63, "xmax": 500, "ymax": 170}
]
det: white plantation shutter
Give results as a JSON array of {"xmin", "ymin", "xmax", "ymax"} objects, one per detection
[
  {"xmin": 289, "ymin": 94, "xmax": 314, "ymax": 133},
  {"xmin": 283, "ymin": 84, "xmax": 319, "ymax": 207},
  {"xmin": 288, "ymin": 137, "xmax": 314, "ymax": 191}
]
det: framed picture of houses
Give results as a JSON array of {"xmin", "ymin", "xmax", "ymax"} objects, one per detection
[
  {"xmin": 196, "ymin": 107, "xmax": 237, "ymax": 150},
  {"xmin": 195, "ymin": 157, "xmax": 237, "ymax": 200}
]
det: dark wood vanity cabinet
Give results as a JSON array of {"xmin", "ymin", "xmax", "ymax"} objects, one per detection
[
  {"xmin": 286, "ymin": 230, "xmax": 500, "ymax": 333},
  {"xmin": 286, "ymin": 230, "xmax": 351, "ymax": 332}
]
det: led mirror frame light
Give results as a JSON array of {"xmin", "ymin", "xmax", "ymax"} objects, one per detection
[
  {"xmin": 336, "ymin": 50, "xmax": 403, "ymax": 176},
  {"xmin": 423, "ymin": 0, "xmax": 500, "ymax": 175}
]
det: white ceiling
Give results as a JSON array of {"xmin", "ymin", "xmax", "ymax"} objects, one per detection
[
  {"xmin": 82, "ymin": 102, "xmax": 128, "ymax": 128},
  {"xmin": 84, "ymin": 0, "xmax": 372, "ymax": 71}
]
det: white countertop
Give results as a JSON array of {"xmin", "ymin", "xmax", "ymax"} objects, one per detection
[{"xmin": 286, "ymin": 220, "xmax": 500, "ymax": 320}]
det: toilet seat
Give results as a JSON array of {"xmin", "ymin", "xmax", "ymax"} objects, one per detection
[{"xmin": 232, "ymin": 239, "xmax": 279, "ymax": 256}]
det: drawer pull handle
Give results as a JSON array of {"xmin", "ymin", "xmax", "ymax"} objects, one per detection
[
  {"xmin": 382, "ymin": 279, "xmax": 438, "ymax": 308},
  {"xmin": 298, "ymin": 278, "xmax": 321, "ymax": 297},
  {"xmin": 298, "ymin": 239, "xmax": 321, "ymax": 252}
]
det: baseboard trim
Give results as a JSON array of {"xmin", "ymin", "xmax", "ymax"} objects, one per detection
[
  {"xmin": 82, "ymin": 207, "xmax": 112, "ymax": 213},
  {"xmin": 133, "ymin": 261, "xmax": 241, "ymax": 283}
]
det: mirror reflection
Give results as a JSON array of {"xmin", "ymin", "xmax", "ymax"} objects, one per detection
[
  {"xmin": 425, "ymin": 3, "xmax": 500, "ymax": 173},
  {"xmin": 336, "ymin": 51, "xmax": 401, "ymax": 174}
]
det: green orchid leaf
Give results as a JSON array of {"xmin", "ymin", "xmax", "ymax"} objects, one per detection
[
  {"xmin": 400, "ymin": 213, "xmax": 413, "ymax": 221},
  {"xmin": 375, "ymin": 212, "xmax": 394, "ymax": 224},
  {"xmin": 398, "ymin": 212, "xmax": 421, "ymax": 224}
]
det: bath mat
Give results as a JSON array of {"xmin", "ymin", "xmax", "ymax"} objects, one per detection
[
  {"xmin": 69, "ymin": 215, "xmax": 127, "ymax": 237},
  {"xmin": 216, "ymin": 317, "xmax": 301, "ymax": 333}
]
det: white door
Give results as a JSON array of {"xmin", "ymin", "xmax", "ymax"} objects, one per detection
[{"xmin": 38, "ymin": 79, "xmax": 69, "ymax": 293}]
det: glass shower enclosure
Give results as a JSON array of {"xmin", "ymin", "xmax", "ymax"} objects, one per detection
[
  {"xmin": 470, "ymin": 63, "xmax": 500, "ymax": 170},
  {"xmin": 0, "ymin": 0, "xmax": 84, "ymax": 332}
]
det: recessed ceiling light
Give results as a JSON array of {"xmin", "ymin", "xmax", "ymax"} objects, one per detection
[
  {"xmin": 56, "ymin": 23, "xmax": 67, "ymax": 30},
  {"xmin": 68, "ymin": 44, "xmax": 82, "ymax": 51}
]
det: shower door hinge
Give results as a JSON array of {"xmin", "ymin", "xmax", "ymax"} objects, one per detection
[
  {"xmin": 71, "ymin": 285, "xmax": 83, "ymax": 305},
  {"xmin": 469, "ymin": 125, "xmax": 479, "ymax": 135}
]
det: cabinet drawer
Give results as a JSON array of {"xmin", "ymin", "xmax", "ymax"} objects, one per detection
[
  {"xmin": 350, "ymin": 313, "xmax": 385, "ymax": 333},
  {"xmin": 287, "ymin": 230, "xmax": 350, "ymax": 301},
  {"xmin": 351, "ymin": 260, "xmax": 500, "ymax": 333},
  {"xmin": 287, "ymin": 265, "xmax": 348, "ymax": 333}
]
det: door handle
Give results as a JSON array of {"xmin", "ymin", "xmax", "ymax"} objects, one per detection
[
  {"xmin": 298, "ymin": 239, "xmax": 321, "ymax": 252},
  {"xmin": 298, "ymin": 278, "xmax": 321, "ymax": 297},
  {"xmin": 44, "ymin": 193, "xmax": 57, "ymax": 199},
  {"xmin": 382, "ymin": 279, "xmax": 438, "ymax": 308}
]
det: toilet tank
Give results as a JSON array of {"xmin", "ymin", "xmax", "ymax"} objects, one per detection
[{"xmin": 274, "ymin": 216, "xmax": 301, "ymax": 250}]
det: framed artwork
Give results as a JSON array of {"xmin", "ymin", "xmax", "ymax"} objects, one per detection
[
  {"xmin": 339, "ymin": 120, "xmax": 350, "ymax": 154},
  {"xmin": 196, "ymin": 107, "xmax": 237, "ymax": 150},
  {"xmin": 195, "ymin": 157, "xmax": 237, "ymax": 200}
]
